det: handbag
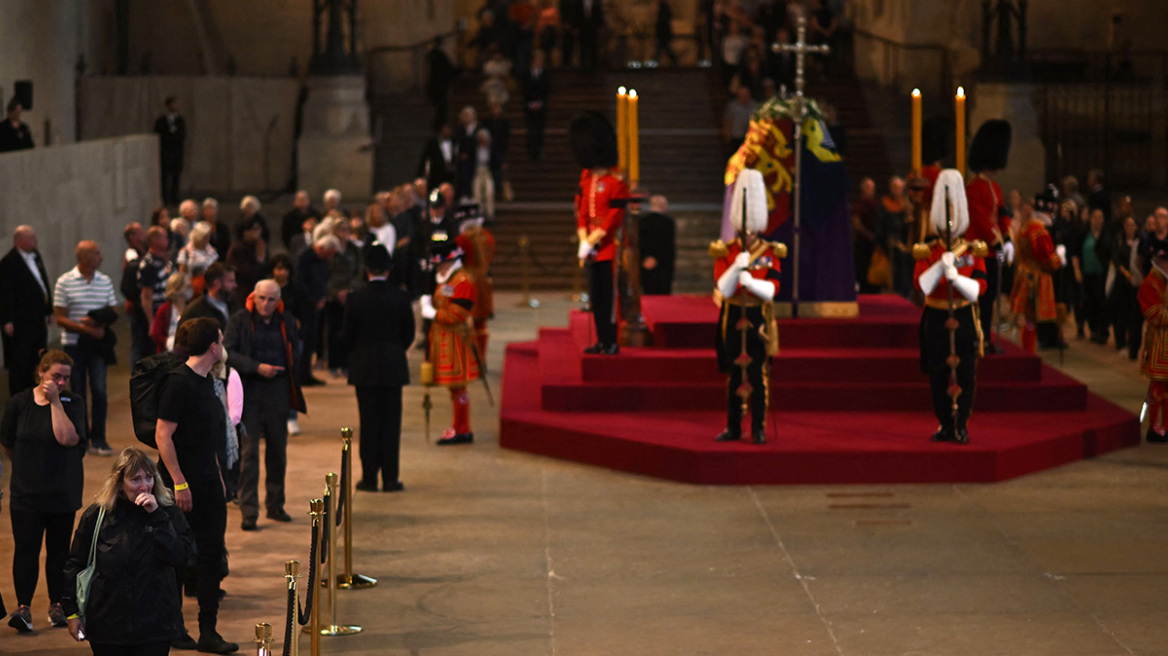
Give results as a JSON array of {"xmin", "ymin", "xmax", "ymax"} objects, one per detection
[
  {"xmin": 75, "ymin": 507, "xmax": 105, "ymax": 621},
  {"xmin": 867, "ymin": 247, "xmax": 892, "ymax": 288}
]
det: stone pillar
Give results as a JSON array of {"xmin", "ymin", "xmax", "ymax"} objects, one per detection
[
  {"xmin": 297, "ymin": 75, "xmax": 372, "ymax": 201},
  {"xmin": 969, "ymin": 81, "xmax": 1045, "ymax": 197}
]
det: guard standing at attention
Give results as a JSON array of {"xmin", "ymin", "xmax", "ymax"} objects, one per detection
[
  {"xmin": 711, "ymin": 169, "xmax": 784, "ymax": 445},
  {"xmin": 914, "ymin": 169, "xmax": 988, "ymax": 444}
]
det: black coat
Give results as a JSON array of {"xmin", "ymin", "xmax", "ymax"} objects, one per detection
[
  {"xmin": 153, "ymin": 114, "xmax": 186, "ymax": 162},
  {"xmin": 342, "ymin": 279, "xmax": 415, "ymax": 388},
  {"xmin": 417, "ymin": 137, "xmax": 455, "ymax": 190},
  {"xmin": 178, "ymin": 294, "xmax": 238, "ymax": 332},
  {"xmin": 61, "ymin": 500, "xmax": 194, "ymax": 645},
  {"xmin": 224, "ymin": 305, "xmax": 307, "ymax": 413},
  {"xmin": 0, "ymin": 247, "xmax": 51, "ymax": 360}
]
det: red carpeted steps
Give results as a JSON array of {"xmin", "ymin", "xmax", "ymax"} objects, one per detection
[{"xmin": 499, "ymin": 294, "xmax": 1140, "ymax": 484}]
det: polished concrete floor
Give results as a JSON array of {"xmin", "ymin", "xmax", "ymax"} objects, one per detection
[{"xmin": 1, "ymin": 292, "xmax": 1166, "ymax": 656}]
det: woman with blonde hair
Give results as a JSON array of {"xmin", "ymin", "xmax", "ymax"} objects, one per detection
[
  {"xmin": 150, "ymin": 272, "xmax": 194, "ymax": 352},
  {"xmin": 61, "ymin": 447, "xmax": 194, "ymax": 654}
]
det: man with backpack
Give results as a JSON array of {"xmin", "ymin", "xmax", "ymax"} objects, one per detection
[{"xmin": 153, "ymin": 317, "xmax": 238, "ymax": 653}]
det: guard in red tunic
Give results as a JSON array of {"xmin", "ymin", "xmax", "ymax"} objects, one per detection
[
  {"xmin": 1010, "ymin": 189, "xmax": 1064, "ymax": 353},
  {"xmin": 571, "ymin": 111, "xmax": 628, "ymax": 355},
  {"xmin": 420, "ymin": 236, "xmax": 481, "ymax": 445},
  {"xmin": 1138, "ymin": 238, "xmax": 1168, "ymax": 443},
  {"xmin": 711, "ymin": 169, "xmax": 784, "ymax": 444},
  {"xmin": 454, "ymin": 205, "xmax": 496, "ymax": 366},
  {"xmin": 914, "ymin": 169, "xmax": 988, "ymax": 444},
  {"xmin": 964, "ymin": 120, "xmax": 1013, "ymax": 353}
]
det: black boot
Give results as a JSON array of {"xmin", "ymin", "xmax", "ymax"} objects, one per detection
[
  {"xmin": 751, "ymin": 428, "xmax": 766, "ymax": 445},
  {"xmin": 715, "ymin": 429, "xmax": 741, "ymax": 442},
  {"xmin": 930, "ymin": 426, "xmax": 955, "ymax": 442}
]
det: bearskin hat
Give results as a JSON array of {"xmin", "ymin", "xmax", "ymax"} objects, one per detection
[
  {"xmin": 922, "ymin": 115, "xmax": 951, "ymax": 165},
  {"xmin": 968, "ymin": 119, "xmax": 1012, "ymax": 172},
  {"xmin": 569, "ymin": 111, "xmax": 618, "ymax": 170}
]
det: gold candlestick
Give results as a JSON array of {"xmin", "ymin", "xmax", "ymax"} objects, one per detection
[
  {"xmin": 955, "ymin": 86, "xmax": 966, "ymax": 176},
  {"xmin": 911, "ymin": 88, "xmax": 922, "ymax": 174},
  {"xmin": 628, "ymin": 89, "xmax": 640, "ymax": 186}
]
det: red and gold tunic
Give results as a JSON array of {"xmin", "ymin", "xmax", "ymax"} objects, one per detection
[
  {"xmin": 1139, "ymin": 266, "xmax": 1168, "ymax": 381},
  {"xmin": 711, "ymin": 238, "xmax": 784, "ymax": 359},
  {"xmin": 1010, "ymin": 219, "xmax": 1061, "ymax": 322},
  {"xmin": 575, "ymin": 170, "xmax": 628, "ymax": 262},
  {"xmin": 456, "ymin": 226, "xmax": 496, "ymax": 323},
  {"xmin": 965, "ymin": 175, "xmax": 1009, "ymax": 248},
  {"xmin": 912, "ymin": 239, "xmax": 988, "ymax": 305},
  {"xmin": 428, "ymin": 268, "xmax": 481, "ymax": 386}
]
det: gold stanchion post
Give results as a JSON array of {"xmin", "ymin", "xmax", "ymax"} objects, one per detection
[
  {"xmin": 255, "ymin": 623, "xmax": 273, "ymax": 656},
  {"xmin": 337, "ymin": 427, "xmax": 376, "ymax": 590},
  {"xmin": 305, "ymin": 499, "xmax": 323, "ymax": 656},
  {"xmin": 284, "ymin": 560, "xmax": 301, "ymax": 656},
  {"xmin": 319, "ymin": 473, "xmax": 361, "ymax": 636}
]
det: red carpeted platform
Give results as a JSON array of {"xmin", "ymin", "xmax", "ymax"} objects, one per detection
[{"xmin": 499, "ymin": 295, "xmax": 1140, "ymax": 484}]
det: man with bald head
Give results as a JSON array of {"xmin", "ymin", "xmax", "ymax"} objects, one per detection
[
  {"xmin": 0, "ymin": 226, "xmax": 52, "ymax": 394},
  {"xmin": 224, "ymin": 279, "xmax": 305, "ymax": 530},
  {"xmin": 54, "ymin": 240, "xmax": 119, "ymax": 455}
]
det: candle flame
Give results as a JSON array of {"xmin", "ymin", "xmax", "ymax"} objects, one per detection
[
  {"xmin": 629, "ymin": 90, "xmax": 637, "ymax": 99},
  {"xmin": 618, "ymin": 86, "xmax": 627, "ymax": 95},
  {"xmin": 912, "ymin": 88, "xmax": 921, "ymax": 97},
  {"xmin": 957, "ymin": 86, "xmax": 965, "ymax": 98}
]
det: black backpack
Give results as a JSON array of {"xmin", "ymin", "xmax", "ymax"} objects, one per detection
[{"xmin": 129, "ymin": 351, "xmax": 184, "ymax": 448}]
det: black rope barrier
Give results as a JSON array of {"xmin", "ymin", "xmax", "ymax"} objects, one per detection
[
  {"xmin": 335, "ymin": 453, "xmax": 348, "ymax": 528},
  {"xmin": 299, "ymin": 515, "xmax": 320, "ymax": 626},
  {"xmin": 320, "ymin": 490, "xmax": 331, "ymax": 567}
]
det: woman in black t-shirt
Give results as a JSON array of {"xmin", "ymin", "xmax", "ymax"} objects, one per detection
[{"xmin": 0, "ymin": 350, "xmax": 87, "ymax": 632}]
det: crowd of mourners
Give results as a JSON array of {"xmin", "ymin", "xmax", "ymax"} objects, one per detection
[{"xmin": 0, "ymin": 175, "xmax": 475, "ymax": 653}]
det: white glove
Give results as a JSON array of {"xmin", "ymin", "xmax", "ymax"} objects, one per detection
[
  {"xmin": 1002, "ymin": 241, "xmax": 1016, "ymax": 265},
  {"xmin": 918, "ymin": 261, "xmax": 944, "ymax": 295},
  {"xmin": 739, "ymin": 273, "xmax": 776, "ymax": 301},
  {"xmin": 733, "ymin": 252, "xmax": 751, "ymax": 270},
  {"xmin": 940, "ymin": 252, "xmax": 956, "ymax": 269},
  {"xmin": 951, "ymin": 275, "xmax": 981, "ymax": 302},
  {"xmin": 577, "ymin": 239, "xmax": 593, "ymax": 261},
  {"xmin": 420, "ymin": 295, "xmax": 437, "ymax": 319},
  {"xmin": 1055, "ymin": 244, "xmax": 1066, "ymax": 263}
]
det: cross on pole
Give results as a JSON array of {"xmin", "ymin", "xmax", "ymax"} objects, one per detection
[{"xmin": 772, "ymin": 15, "xmax": 829, "ymax": 318}]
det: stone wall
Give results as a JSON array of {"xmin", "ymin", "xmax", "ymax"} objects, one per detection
[
  {"xmin": 79, "ymin": 76, "xmax": 300, "ymax": 194},
  {"xmin": 87, "ymin": 0, "xmax": 456, "ymax": 77},
  {"xmin": 0, "ymin": 135, "xmax": 159, "ymax": 294},
  {"xmin": 0, "ymin": 0, "xmax": 85, "ymax": 146}
]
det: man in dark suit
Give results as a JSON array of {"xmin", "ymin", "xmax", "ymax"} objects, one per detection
[
  {"xmin": 523, "ymin": 51, "xmax": 551, "ymax": 160},
  {"xmin": 154, "ymin": 96, "xmax": 186, "ymax": 206},
  {"xmin": 416, "ymin": 122, "xmax": 456, "ymax": 193},
  {"xmin": 579, "ymin": 0, "xmax": 604, "ymax": 71},
  {"xmin": 639, "ymin": 194, "xmax": 676, "ymax": 295},
  {"xmin": 343, "ymin": 245, "xmax": 414, "ymax": 492},
  {"xmin": 281, "ymin": 190, "xmax": 319, "ymax": 251},
  {"xmin": 0, "ymin": 225, "xmax": 52, "ymax": 394}
]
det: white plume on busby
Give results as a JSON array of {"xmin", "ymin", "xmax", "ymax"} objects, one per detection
[
  {"xmin": 730, "ymin": 168, "xmax": 768, "ymax": 234},
  {"xmin": 930, "ymin": 169, "xmax": 970, "ymax": 237}
]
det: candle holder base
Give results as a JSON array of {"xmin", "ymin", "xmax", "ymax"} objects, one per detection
[{"xmin": 336, "ymin": 573, "xmax": 377, "ymax": 589}]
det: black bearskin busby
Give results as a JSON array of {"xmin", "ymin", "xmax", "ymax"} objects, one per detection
[
  {"xmin": 569, "ymin": 111, "xmax": 619, "ymax": 170},
  {"xmin": 968, "ymin": 119, "xmax": 1012, "ymax": 173}
]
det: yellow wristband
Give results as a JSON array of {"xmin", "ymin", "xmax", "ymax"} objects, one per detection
[
  {"xmin": 174, "ymin": 482, "xmax": 189, "ymax": 491},
  {"xmin": 67, "ymin": 614, "xmax": 80, "ymax": 620}
]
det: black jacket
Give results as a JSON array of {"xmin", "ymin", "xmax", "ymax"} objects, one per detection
[
  {"xmin": 0, "ymin": 247, "xmax": 51, "ymax": 359},
  {"xmin": 178, "ymin": 294, "xmax": 238, "ymax": 331},
  {"xmin": 417, "ymin": 136, "xmax": 455, "ymax": 191},
  {"xmin": 225, "ymin": 303, "xmax": 307, "ymax": 413},
  {"xmin": 342, "ymin": 279, "xmax": 415, "ymax": 388},
  {"xmin": 61, "ymin": 500, "xmax": 194, "ymax": 645}
]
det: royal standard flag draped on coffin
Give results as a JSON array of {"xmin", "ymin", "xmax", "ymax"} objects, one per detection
[{"xmin": 722, "ymin": 96, "xmax": 855, "ymax": 304}]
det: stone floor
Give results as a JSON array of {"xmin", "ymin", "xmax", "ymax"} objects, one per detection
[{"xmin": 1, "ymin": 292, "xmax": 1166, "ymax": 656}]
